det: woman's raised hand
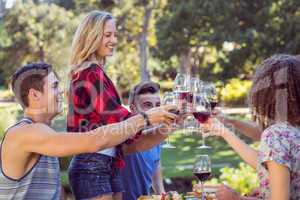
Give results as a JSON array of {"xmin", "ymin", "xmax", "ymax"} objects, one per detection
[{"xmin": 201, "ymin": 118, "xmax": 232, "ymax": 138}]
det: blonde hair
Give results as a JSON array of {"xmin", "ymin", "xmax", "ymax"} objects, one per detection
[{"xmin": 69, "ymin": 10, "xmax": 114, "ymax": 75}]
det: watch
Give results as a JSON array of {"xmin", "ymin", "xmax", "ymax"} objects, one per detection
[{"xmin": 139, "ymin": 111, "xmax": 151, "ymax": 128}]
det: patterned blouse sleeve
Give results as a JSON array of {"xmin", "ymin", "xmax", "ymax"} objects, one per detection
[{"xmin": 259, "ymin": 124, "xmax": 292, "ymax": 170}]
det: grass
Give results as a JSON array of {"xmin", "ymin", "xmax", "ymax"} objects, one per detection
[{"xmin": 161, "ymin": 133, "xmax": 243, "ymax": 178}]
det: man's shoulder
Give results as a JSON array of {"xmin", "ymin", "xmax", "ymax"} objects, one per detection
[{"xmin": 5, "ymin": 122, "xmax": 50, "ymax": 140}]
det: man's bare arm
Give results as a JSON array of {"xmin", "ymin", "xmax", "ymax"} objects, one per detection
[
  {"xmin": 15, "ymin": 105, "xmax": 177, "ymax": 157},
  {"xmin": 15, "ymin": 115, "xmax": 145, "ymax": 157}
]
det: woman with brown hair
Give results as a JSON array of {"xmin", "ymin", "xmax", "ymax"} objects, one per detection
[{"xmin": 198, "ymin": 54, "xmax": 300, "ymax": 200}]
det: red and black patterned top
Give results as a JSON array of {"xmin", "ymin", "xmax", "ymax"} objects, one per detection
[
  {"xmin": 67, "ymin": 63, "xmax": 130, "ymax": 131},
  {"xmin": 67, "ymin": 63, "xmax": 131, "ymax": 168}
]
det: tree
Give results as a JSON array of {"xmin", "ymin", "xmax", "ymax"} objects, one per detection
[
  {"xmin": 108, "ymin": 0, "xmax": 170, "ymax": 91},
  {"xmin": 0, "ymin": 1, "xmax": 76, "ymax": 84},
  {"xmin": 155, "ymin": 0, "xmax": 300, "ymax": 81}
]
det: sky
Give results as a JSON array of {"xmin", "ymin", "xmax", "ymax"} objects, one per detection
[{"xmin": 6, "ymin": 0, "xmax": 16, "ymax": 8}]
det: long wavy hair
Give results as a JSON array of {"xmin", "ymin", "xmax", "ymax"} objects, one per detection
[
  {"xmin": 249, "ymin": 54, "xmax": 300, "ymax": 129},
  {"xmin": 69, "ymin": 10, "xmax": 113, "ymax": 75}
]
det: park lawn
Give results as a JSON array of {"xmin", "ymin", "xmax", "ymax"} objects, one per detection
[{"xmin": 161, "ymin": 133, "xmax": 243, "ymax": 178}]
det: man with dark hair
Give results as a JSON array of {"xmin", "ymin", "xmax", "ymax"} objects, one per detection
[
  {"xmin": 0, "ymin": 62, "xmax": 177, "ymax": 199},
  {"xmin": 122, "ymin": 82, "xmax": 166, "ymax": 200}
]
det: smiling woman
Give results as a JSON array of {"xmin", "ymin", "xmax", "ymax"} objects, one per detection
[
  {"xmin": 67, "ymin": 11, "xmax": 127, "ymax": 200},
  {"xmin": 69, "ymin": 11, "xmax": 117, "ymax": 74},
  {"xmin": 66, "ymin": 11, "xmax": 178, "ymax": 200}
]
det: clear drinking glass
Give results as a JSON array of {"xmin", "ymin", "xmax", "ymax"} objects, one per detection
[
  {"xmin": 202, "ymin": 82, "xmax": 218, "ymax": 111},
  {"xmin": 161, "ymin": 92, "xmax": 177, "ymax": 149}
]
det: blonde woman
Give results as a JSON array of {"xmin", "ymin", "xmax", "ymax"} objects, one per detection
[{"xmin": 67, "ymin": 11, "xmax": 177, "ymax": 200}]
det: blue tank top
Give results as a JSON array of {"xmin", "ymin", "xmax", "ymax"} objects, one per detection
[{"xmin": 0, "ymin": 118, "xmax": 61, "ymax": 200}]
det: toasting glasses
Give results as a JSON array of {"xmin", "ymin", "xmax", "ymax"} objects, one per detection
[
  {"xmin": 193, "ymin": 155, "xmax": 212, "ymax": 200},
  {"xmin": 192, "ymin": 94, "xmax": 212, "ymax": 149}
]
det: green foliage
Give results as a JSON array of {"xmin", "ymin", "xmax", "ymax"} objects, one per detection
[
  {"xmin": 0, "ymin": 105, "xmax": 21, "ymax": 137},
  {"xmin": 208, "ymin": 163, "xmax": 259, "ymax": 195},
  {"xmin": 60, "ymin": 171, "xmax": 69, "ymax": 186},
  {"xmin": 0, "ymin": 1, "xmax": 76, "ymax": 84},
  {"xmin": 0, "ymin": 87, "xmax": 14, "ymax": 101},
  {"xmin": 222, "ymin": 78, "xmax": 252, "ymax": 106},
  {"xmin": 155, "ymin": 0, "xmax": 300, "ymax": 81}
]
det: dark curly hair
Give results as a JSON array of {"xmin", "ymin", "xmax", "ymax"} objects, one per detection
[{"xmin": 249, "ymin": 54, "xmax": 300, "ymax": 129}]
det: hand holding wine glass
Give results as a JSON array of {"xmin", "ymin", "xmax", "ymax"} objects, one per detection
[{"xmin": 201, "ymin": 118, "xmax": 233, "ymax": 139}]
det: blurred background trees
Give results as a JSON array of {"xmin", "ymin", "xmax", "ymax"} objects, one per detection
[{"xmin": 0, "ymin": 0, "xmax": 299, "ymax": 99}]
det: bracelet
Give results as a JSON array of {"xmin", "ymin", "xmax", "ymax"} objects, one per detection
[{"xmin": 139, "ymin": 111, "xmax": 151, "ymax": 128}]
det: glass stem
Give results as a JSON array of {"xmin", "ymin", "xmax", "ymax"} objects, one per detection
[
  {"xmin": 201, "ymin": 181, "xmax": 205, "ymax": 200},
  {"xmin": 202, "ymin": 136, "xmax": 206, "ymax": 146}
]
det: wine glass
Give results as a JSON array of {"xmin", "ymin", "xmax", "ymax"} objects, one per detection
[
  {"xmin": 161, "ymin": 92, "xmax": 177, "ymax": 149},
  {"xmin": 192, "ymin": 94, "xmax": 212, "ymax": 149},
  {"xmin": 193, "ymin": 155, "xmax": 212, "ymax": 200},
  {"xmin": 181, "ymin": 77, "xmax": 201, "ymax": 133},
  {"xmin": 188, "ymin": 77, "xmax": 201, "ymax": 103},
  {"xmin": 203, "ymin": 82, "xmax": 218, "ymax": 111},
  {"xmin": 174, "ymin": 73, "xmax": 190, "ymax": 114},
  {"xmin": 174, "ymin": 73, "xmax": 190, "ymax": 94}
]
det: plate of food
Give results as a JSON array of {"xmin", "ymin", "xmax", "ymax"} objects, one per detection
[
  {"xmin": 138, "ymin": 192, "xmax": 216, "ymax": 200},
  {"xmin": 184, "ymin": 193, "xmax": 216, "ymax": 200}
]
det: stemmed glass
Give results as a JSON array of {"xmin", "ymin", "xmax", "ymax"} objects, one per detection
[
  {"xmin": 192, "ymin": 94, "xmax": 212, "ymax": 149},
  {"xmin": 189, "ymin": 77, "xmax": 201, "ymax": 103},
  {"xmin": 174, "ymin": 73, "xmax": 190, "ymax": 93},
  {"xmin": 161, "ymin": 92, "xmax": 177, "ymax": 149},
  {"xmin": 174, "ymin": 73, "xmax": 190, "ymax": 113},
  {"xmin": 203, "ymin": 82, "xmax": 218, "ymax": 111},
  {"xmin": 193, "ymin": 155, "xmax": 212, "ymax": 200},
  {"xmin": 182, "ymin": 77, "xmax": 201, "ymax": 131}
]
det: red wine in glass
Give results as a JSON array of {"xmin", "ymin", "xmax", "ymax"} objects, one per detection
[
  {"xmin": 193, "ymin": 111, "xmax": 211, "ymax": 123},
  {"xmin": 209, "ymin": 101, "xmax": 218, "ymax": 110},
  {"xmin": 179, "ymin": 91, "xmax": 189, "ymax": 100},
  {"xmin": 194, "ymin": 171, "xmax": 212, "ymax": 182},
  {"xmin": 187, "ymin": 93, "xmax": 194, "ymax": 103}
]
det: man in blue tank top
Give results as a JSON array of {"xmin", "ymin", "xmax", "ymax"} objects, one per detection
[
  {"xmin": 0, "ymin": 62, "xmax": 178, "ymax": 199},
  {"xmin": 122, "ymin": 82, "xmax": 166, "ymax": 200}
]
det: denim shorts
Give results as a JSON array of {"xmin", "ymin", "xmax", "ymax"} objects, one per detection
[{"xmin": 68, "ymin": 153, "xmax": 124, "ymax": 199}]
